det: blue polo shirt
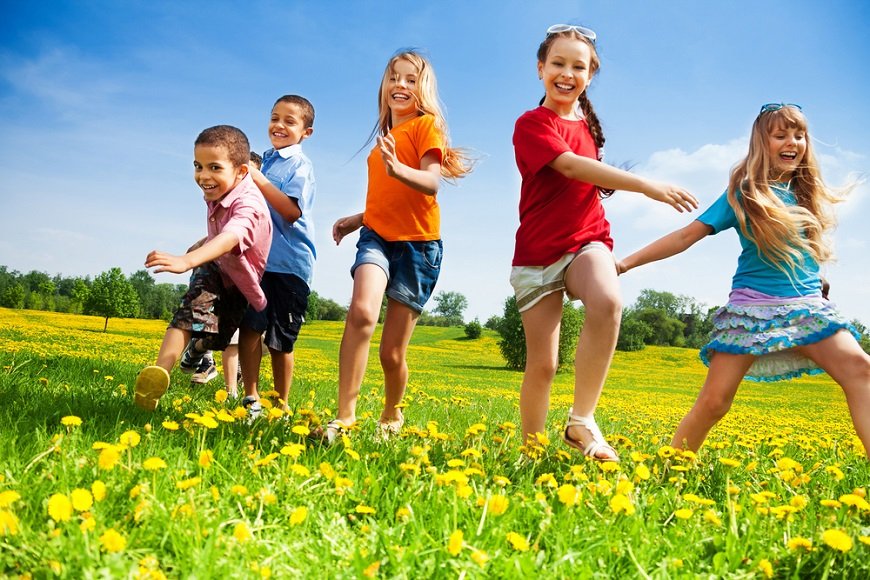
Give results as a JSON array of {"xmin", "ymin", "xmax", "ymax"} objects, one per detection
[
  {"xmin": 697, "ymin": 183, "xmax": 821, "ymax": 297},
  {"xmin": 260, "ymin": 144, "xmax": 316, "ymax": 285}
]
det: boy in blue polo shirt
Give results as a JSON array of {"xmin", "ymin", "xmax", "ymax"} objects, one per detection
[{"xmin": 238, "ymin": 94, "xmax": 317, "ymax": 418}]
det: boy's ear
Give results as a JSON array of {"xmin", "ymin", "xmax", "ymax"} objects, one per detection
[{"xmin": 301, "ymin": 126, "xmax": 314, "ymax": 141}]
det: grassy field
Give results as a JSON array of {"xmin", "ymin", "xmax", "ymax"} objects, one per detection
[{"xmin": 0, "ymin": 307, "xmax": 868, "ymax": 578}]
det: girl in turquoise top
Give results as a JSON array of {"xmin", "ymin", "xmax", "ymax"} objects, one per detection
[{"xmin": 618, "ymin": 104, "xmax": 869, "ymax": 459}]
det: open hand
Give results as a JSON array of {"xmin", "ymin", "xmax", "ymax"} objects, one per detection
[
  {"xmin": 644, "ymin": 182, "xmax": 699, "ymax": 213},
  {"xmin": 145, "ymin": 250, "xmax": 191, "ymax": 274},
  {"xmin": 377, "ymin": 134, "xmax": 402, "ymax": 177}
]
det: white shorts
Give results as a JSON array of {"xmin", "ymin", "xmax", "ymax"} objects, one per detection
[{"xmin": 510, "ymin": 242, "xmax": 613, "ymax": 313}]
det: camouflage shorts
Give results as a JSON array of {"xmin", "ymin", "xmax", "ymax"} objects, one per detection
[{"xmin": 170, "ymin": 262, "xmax": 248, "ymax": 351}]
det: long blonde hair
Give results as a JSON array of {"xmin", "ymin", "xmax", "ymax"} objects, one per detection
[
  {"xmin": 365, "ymin": 50, "xmax": 471, "ymax": 180},
  {"xmin": 727, "ymin": 106, "xmax": 843, "ymax": 276}
]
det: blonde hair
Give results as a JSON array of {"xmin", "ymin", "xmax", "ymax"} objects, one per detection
[
  {"xmin": 366, "ymin": 50, "xmax": 471, "ymax": 180},
  {"xmin": 727, "ymin": 106, "xmax": 844, "ymax": 276}
]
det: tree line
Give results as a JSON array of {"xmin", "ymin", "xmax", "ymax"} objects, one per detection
[{"xmin": 2, "ymin": 265, "xmax": 867, "ymax": 356}]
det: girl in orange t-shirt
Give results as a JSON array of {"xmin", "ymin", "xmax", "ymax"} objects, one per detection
[{"xmin": 323, "ymin": 50, "xmax": 471, "ymax": 442}]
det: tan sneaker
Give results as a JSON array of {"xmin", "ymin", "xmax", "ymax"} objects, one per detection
[{"xmin": 134, "ymin": 366, "xmax": 170, "ymax": 411}]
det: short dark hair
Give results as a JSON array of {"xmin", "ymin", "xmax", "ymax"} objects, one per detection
[
  {"xmin": 273, "ymin": 95, "xmax": 315, "ymax": 128},
  {"xmin": 194, "ymin": 125, "xmax": 250, "ymax": 167},
  {"xmin": 249, "ymin": 150, "xmax": 263, "ymax": 169}
]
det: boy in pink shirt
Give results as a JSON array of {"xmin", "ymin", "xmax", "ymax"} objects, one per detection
[{"xmin": 134, "ymin": 125, "xmax": 273, "ymax": 411}]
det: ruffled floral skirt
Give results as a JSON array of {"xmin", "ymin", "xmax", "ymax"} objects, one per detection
[{"xmin": 700, "ymin": 289, "xmax": 860, "ymax": 382}]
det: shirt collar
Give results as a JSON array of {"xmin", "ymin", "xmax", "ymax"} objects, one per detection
[
  {"xmin": 208, "ymin": 173, "xmax": 253, "ymax": 212},
  {"xmin": 265, "ymin": 143, "xmax": 302, "ymax": 160}
]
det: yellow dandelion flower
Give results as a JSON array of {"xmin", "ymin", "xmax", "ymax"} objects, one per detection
[
  {"xmin": 129, "ymin": 484, "xmax": 142, "ymax": 499},
  {"xmin": 471, "ymin": 550, "xmax": 489, "ymax": 567},
  {"xmin": 657, "ymin": 445, "xmax": 676, "ymax": 459},
  {"xmin": 162, "ymin": 421, "xmax": 179, "ymax": 431},
  {"xmin": 506, "ymin": 532, "xmax": 530, "ymax": 552},
  {"xmin": 820, "ymin": 499, "xmax": 842, "ymax": 509},
  {"xmin": 233, "ymin": 522, "xmax": 253, "ymax": 543},
  {"xmin": 355, "ymin": 504, "xmax": 376, "ymax": 515},
  {"xmin": 231, "ymin": 485, "xmax": 249, "ymax": 496},
  {"xmin": 0, "ymin": 490, "xmax": 21, "ymax": 508},
  {"xmin": 790, "ymin": 495, "xmax": 808, "ymax": 509},
  {"xmin": 79, "ymin": 514, "xmax": 96, "ymax": 533},
  {"xmin": 718, "ymin": 456, "xmax": 740, "ymax": 467},
  {"xmin": 0, "ymin": 510, "xmax": 19, "ymax": 536},
  {"xmin": 199, "ymin": 450, "xmax": 214, "ymax": 468},
  {"xmin": 255, "ymin": 453, "xmax": 279, "ymax": 467},
  {"xmin": 456, "ymin": 483, "xmax": 473, "ymax": 499},
  {"xmin": 609, "ymin": 493, "xmax": 635, "ymax": 515},
  {"xmin": 396, "ymin": 507, "xmax": 411, "ymax": 520},
  {"xmin": 822, "ymin": 529, "xmax": 852, "ymax": 552},
  {"xmin": 858, "ymin": 536, "xmax": 870, "ymax": 546},
  {"xmin": 634, "ymin": 463, "xmax": 650, "ymax": 481},
  {"xmin": 461, "ymin": 448, "xmax": 482, "ymax": 458},
  {"xmin": 98, "ymin": 446, "xmax": 121, "ymax": 470},
  {"xmin": 214, "ymin": 389, "xmax": 228, "ymax": 403},
  {"xmin": 345, "ymin": 448, "xmax": 360, "ymax": 461},
  {"xmin": 534, "ymin": 432, "xmax": 550, "ymax": 446},
  {"xmin": 176, "ymin": 477, "xmax": 202, "ymax": 490},
  {"xmin": 825, "ymin": 466, "xmax": 845, "ymax": 481},
  {"xmin": 703, "ymin": 510, "xmax": 722, "ymax": 526},
  {"xmin": 291, "ymin": 464, "xmax": 311, "ymax": 477},
  {"xmin": 399, "ymin": 462, "xmax": 421, "ymax": 475},
  {"xmin": 280, "ymin": 443, "xmax": 305, "ymax": 459},
  {"xmin": 99, "ymin": 528, "xmax": 126, "ymax": 553},
  {"xmin": 599, "ymin": 461, "xmax": 619, "ymax": 473},
  {"xmin": 840, "ymin": 494, "xmax": 870, "ymax": 511},
  {"xmin": 70, "ymin": 489, "xmax": 93, "ymax": 512},
  {"xmin": 674, "ymin": 508, "xmax": 694, "ymax": 520},
  {"xmin": 61, "ymin": 416, "xmax": 82, "ymax": 427},
  {"xmin": 447, "ymin": 458, "xmax": 466, "ymax": 468},
  {"xmin": 493, "ymin": 475, "xmax": 511, "ymax": 487},
  {"xmin": 91, "ymin": 481, "xmax": 106, "ymax": 502},
  {"xmin": 362, "ymin": 561, "xmax": 380, "ymax": 578},
  {"xmin": 210, "ymin": 486, "xmax": 221, "ymax": 501},
  {"xmin": 447, "ymin": 529, "xmax": 463, "ymax": 556},
  {"xmin": 143, "ymin": 457, "xmax": 167, "ymax": 471},
  {"xmin": 466, "ymin": 423, "xmax": 486, "ymax": 436},
  {"xmin": 119, "ymin": 430, "xmax": 141, "ymax": 448},
  {"xmin": 535, "ymin": 473, "xmax": 557, "ymax": 487},
  {"xmin": 557, "ymin": 484, "xmax": 580, "ymax": 507},
  {"xmin": 787, "ymin": 537, "xmax": 812, "ymax": 551},
  {"xmin": 319, "ymin": 462, "xmax": 336, "ymax": 480},
  {"xmin": 758, "ymin": 559, "xmax": 773, "ymax": 579},
  {"xmin": 267, "ymin": 407, "xmax": 283, "ymax": 420},
  {"xmin": 487, "ymin": 494, "xmax": 509, "ymax": 516},
  {"xmin": 47, "ymin": 493, "xmax": 73, "ymax": 522},
  {"xmin": 289, "ymin": 506, "xmax": 308, "ymax": 525}
]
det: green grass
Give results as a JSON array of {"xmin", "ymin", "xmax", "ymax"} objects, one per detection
[{"xmin": 0, "ymin": 308, "xmax": 868, "ymax": 578}]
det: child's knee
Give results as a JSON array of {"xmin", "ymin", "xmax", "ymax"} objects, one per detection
[
  {"xmin": 346, "ymin": 303, "xmax": 379, "ymax": 331},
  {"xmin": 525, "ymin": 357, "xmax": 558, "ymax": 381},
  {"xmin": 379, "ymin": 347, "xmax": 405, "ymax": 372},
  {"xmin": 696, "ymin": 393, "xmax": 732, "ymax": 421}
]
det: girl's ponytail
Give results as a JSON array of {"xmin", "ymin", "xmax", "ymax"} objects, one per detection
[{"xmin": 578, "ymin": 92, "xmax": 613, "ymax": 198}]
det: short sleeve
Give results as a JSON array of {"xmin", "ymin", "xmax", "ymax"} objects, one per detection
[
  {"xmin": 513, "ymin": 113, "xmax": 571, "ymax": 177},
  {"xmin": 411, "ymin": 115, "xmax": 445, "ymax": 164},
  {"xmin": 280, "ymin": 159, "xmax": 314, "ymax": 205},
  {"xmin": 697, "ymin": 190, "xmax": 739, "ymax": 234}
]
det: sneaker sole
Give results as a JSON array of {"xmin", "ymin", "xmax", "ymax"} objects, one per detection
[{"xmin": 134, "ymin": 366, "xmax": 171, "ymax": 411}]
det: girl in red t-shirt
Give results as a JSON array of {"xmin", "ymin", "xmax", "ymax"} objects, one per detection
[
  {"xmin": 512, "ymin": 25, "xmax": 697, "ymax": 461},
  {"xmin": 322, "ymin": 50, "xmax": 471, "ymax": 443}
]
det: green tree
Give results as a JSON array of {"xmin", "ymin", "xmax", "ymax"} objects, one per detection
[
  {"xmin": 616, "ymin": 311, "xmax": 652, "ymax": 352},
  {"xmin": 84, "ymin": 268, "xmax": 140, "ymax": 331},
  {"xmin": 464, "ymin": 318, "xmax": 482, "ymax": 339},
  {"xmin": 497, "ymin": 296, "xmax": 584, "ymax": 371},
  {"xmin": 433, "ymin": 291, "xmax": 468, "ymax": 326},
  {"xmin": 1, "ymin": 283, "xmax": 25, "ymax": 309}
]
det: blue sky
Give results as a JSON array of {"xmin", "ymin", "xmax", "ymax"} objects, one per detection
[{"xmin": 1, "ymin": 0, "xmax": 868, "ymax": 324}]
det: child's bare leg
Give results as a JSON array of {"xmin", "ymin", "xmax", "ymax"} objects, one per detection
[
  {"xmin": 378, "ymin": 299, "xmax": 419, "ymax": 423},
  {"xmin": 797, "ymin": 331, "xmax": 870, "ymax": 458},
  {"xmin": 223, "ymin": 344, "xmax": 240, "ymax": 396},
  {"xmin": 155, "ymin": 327, "xmax": 192, "ymax": 372},
  {"xmin": 239, "ymin": 326, "xmax": 264, "ymax": 400},
  {"xmin": 671, "ymin": 352, "xmax": 753, "ymax": 451},
  {"xmin": 519, "ymin": 293, "xmax": 562, "ymax": 443},
  {"xmin": 564, "ymin": 250, "xmax": 622, "ymax": 418},
  {"xmin": 270, "ymin": 349, "xmax": 294, "ymax": 410},
  {"xmin": 336, "ymin": 264, "xmax": 388, "ymax": 424}
]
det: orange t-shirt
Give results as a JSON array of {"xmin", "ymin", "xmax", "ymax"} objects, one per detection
[{"xmin": 362, "ymin": 114, "xmax": 445, "ymax": 241}]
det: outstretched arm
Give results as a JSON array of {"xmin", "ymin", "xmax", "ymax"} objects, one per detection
[
  {"xmin": 549, "ymin": 153, "xmax": 699, "ymax": 213},
  {"xmin": 378, "ymin": 134, "xmax": 441, "ymax": 196},
  {"xmin": 333, "ymin": 212, "xmax": 364, "ymax": 245},
  {"xmin": 145, "ymin": 231, "xmax": 239, "ymax": 274},
  {"xmin": 617, "ymin": 220, "xmax": 711, "ymax": 274}
]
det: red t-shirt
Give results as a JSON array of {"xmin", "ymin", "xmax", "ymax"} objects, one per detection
[{"xmin": 512, "ymin": 106, "xmax": 612, "ymax": 266}]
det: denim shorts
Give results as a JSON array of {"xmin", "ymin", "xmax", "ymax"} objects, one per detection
[
  {"xmin": 351, "ymin": 226, "xmax": 442, "ymax": 313},
  {"xmin": 170, "ymin": 262, "xmax": 247, "ymax": 350},
  {"xmin": 241, "ymin": 272, "xmax": 310, "ymax": 352}
]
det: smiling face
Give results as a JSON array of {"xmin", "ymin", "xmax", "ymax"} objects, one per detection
[
  {"xmin": 268, "ymin": 101, "xmax": 313, "ymax": 150},
  {"xmin": 384, "ymin": 57, "xmax": 421, "ymax": 126},
  {"xmin": 193, "ymin": 144, "xmax": 247, "ymax": 202},
  {"xmin": 766, "ymin": 122, "xmax": 807, "ymax": 180},
  {"xmin": 538, "ymin": 36, "xmax": 594, "ymax": 118}
]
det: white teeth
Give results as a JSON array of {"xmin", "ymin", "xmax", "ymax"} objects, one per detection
[{"xmin": 555, "ymin": 83, "xmax": 574, "ymax": 90}]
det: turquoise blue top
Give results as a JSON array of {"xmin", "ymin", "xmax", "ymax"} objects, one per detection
[
  {"xmin": 260, "ymin": 144, "xmax": 316, "ymax": 285},
  {"xmin": 696, "ymin": 183, "xmax": 821, "ymax": 297}
]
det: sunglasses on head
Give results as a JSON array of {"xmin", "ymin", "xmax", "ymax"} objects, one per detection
[
  {"xmin": 546, "ymin": 24, "xmax": 597, "ymax": 44},
  {"xmin": 759, "ymin": 103, "xmax": 802, "ymax": 115}
]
